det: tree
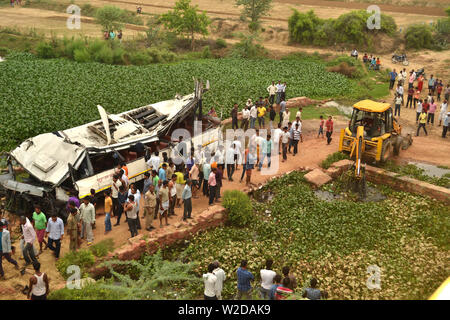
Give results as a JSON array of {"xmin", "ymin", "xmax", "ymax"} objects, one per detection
[
  {"xmin": 95, "ymin": 5, "xmax": 125, "ymax": 32},
  {"xmin": 235, "ymin": 0, "xmax": 272, "ymax": 32},
  {"xmin": 160, "ymin": 0, "xmax": 210, "ymax": 50}
]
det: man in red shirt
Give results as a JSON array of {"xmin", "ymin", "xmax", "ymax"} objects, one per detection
[
  {"xmin": 422, "ymin": 101, "xmax": 429, "ymax": 114},
  {"xmin": 325, "ymin": 116, "xmax": 334, "ymax": 145}
]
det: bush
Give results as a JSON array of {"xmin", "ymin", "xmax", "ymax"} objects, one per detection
[
  {"xmin": 288, "ymin": 9, "xmax": 397, "ymax": 47},
  {"xmin": 327, "ymin": 62, "xmax": 357, "ymax": 78},
  {"xmin": 215, "ymin": 38, "xmax": 227, "ymax": 49},
  {"xmin": 128, "ymin": 50, "xmax": 152, "ymax": 65},
  {"xmin": 64, "ymin": 38, "xmax": 86, "ymax": 59},
  {"xmin": 112, "ymin": 47, "xmax": 126, "ymax": 64},
  {"xmin": 89, "ymin": 239, "xmax": 115, "ymax": 257},
  {"xmin": 0, "ymin": 46, "xmax": 9, "ymax": 57},
  {"xmin": 36, "ymin": 41, "xmax": 56, "ymax": 59},
  {"xmin": 320, "ymin": 151, "xmax": 350, "ymax": 169},
  {"xmin": 229, "ymin": 35, "xmax": 267, "ymax": 59},
  {"xmin": 146, "ymin": 47, "xmax": 162, "ymax": 63},
  {"xmin": 56, "ymin": 249, "xmax": 96, "ymax": 279},
  {"xmin": 222, "ymin": 190, "xmax": 253, "ymax": 227},
  {"xmin": 405, "ymin": 24, "xmax": 434, "ymax": 49},
  {"xmin": 93, "ymin": 45, "xmax": 113, "ymax": 64},
  {"xmin": 201, "ymin": 45, "xmax": 212, "ymax": 58},
  {"xmin": 73, "ymin": 48, "xmax": 92, "ymax": 63},
  {"xmin": 48, "ymin": 279, "xmax": 122, "ymax": 300}
]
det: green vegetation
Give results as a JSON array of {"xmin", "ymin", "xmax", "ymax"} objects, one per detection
[
  {"xmin": 320, "ymin": 151, "xmax": 350, "ymax": 169},
  {"xmin": 89, "ymin": 239, "xmax": 115, "ymax": 258},
  {"xmin": 50, "ymin": 251, "xmax": 200, "ymax": 300},
  {"xmin": 405, "ymin": 24, "xmax": 434, "ymax": 49},
  {"xmin": 0, "ymin": 53, "xmax": 360, "ymax": 151},
  {"xmin": 174, "ymin": 171, "xmax": 449, "ymax": 299},
  {"xmin": 380, "ymin": 161, "xmax": 450, "ymax": 188},
  {"xmin": 222, "ymin": 190, "xmax": 253, "ymax": 227},
  {"xmin": 235, "ymin": 0, "xmax": 273, "ymax": 32},
  {"xmin": 288, "ymin": 9, "xmax": 397, "ymax": 48},
  {"xmin": 160, "ymin": 0, "xmax": 211, "ymax": 50},
  {"xmin": 56, "ymin": 249, "xmax": 96, "ymax": 280}
]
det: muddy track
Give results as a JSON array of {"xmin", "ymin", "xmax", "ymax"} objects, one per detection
[{"xmin": 107, "ymin": 0, "xmax": 447, "ymax": 17}]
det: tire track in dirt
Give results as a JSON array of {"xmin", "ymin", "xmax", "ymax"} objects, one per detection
[{"xmin": 107, "ymin": 0, "xmax": 447, "ymax": 17}]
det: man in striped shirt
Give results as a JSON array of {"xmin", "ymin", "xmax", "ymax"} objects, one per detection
[{"xmin": 292, "ymin": 123, "xmax": 301, "ymax": 156}]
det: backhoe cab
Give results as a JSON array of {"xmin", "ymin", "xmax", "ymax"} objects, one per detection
[{"xmin": 339, "ymin": 100, "xmax": 411, "ymax": 165}]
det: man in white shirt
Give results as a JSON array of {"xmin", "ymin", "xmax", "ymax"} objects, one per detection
[
  {"xmin": 241, "ymin": 106, "xmax": 250, "ymax": 131},
  {"xmin": 147, "ymin": 151, "xmax": 160, "ymax": 170},
  {"xmin": 203, "ymin": 263, "xmax": 218, "ymax": 300},
  {"xmin": 267, "ymin": 81, "xmax": 277, "ymax": 105},
  {"xmin": 79, "ymin": 197, "xmax": 95, "ymax": 245},
  {"xmin": 292, "ymin": 116, "xmax": 303, "ymax": 142},
  {"xmin": 281, "ymin": 126, "xmax": 290, "ymax": 161},
  {"xmin": 212, "ymin": 261, "xmax": 226, "ymax": 300},
  {"xmin": 111, "ymin": 174, "xmax": 122, "ymax": 219},
  {"xmin": 194, "ymin": 145, "xmax": 203, "ymax": 165},
  {"xmin": 272, "ymin": 123, "xmax": 283, "ymax": 155},
  {"xmin": 215, "ymin": 145, "xmax": 225, "ymax": 169},
  {"xmin": 260, "ymin": 259, "xmax": 276, "ymax": 300},
  {"xmin": 396, "ymin": 84, "xmax": 404, "ymax": 106},
  {"xmin": 232, "ymin": 139, "xmax": 242, "ymax": 169},
  {"xmin": 249, "ymin": 104, "xmax": 257, "ymax": 129},
  {"xmin": 281, "ymin": 82, "xmax": 287, "ymax": 102},
  {"xmin": 276, "ymin": 81, "xmax": 283, "ymax": 104},
  {"xmin": 226, "ymin": 144, "xmax": 236, "ymax": 181}
]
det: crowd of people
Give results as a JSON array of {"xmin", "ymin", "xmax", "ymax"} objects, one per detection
[
  {"xmin": 203, "ymin": 259, "xmax": 327, "ymax": 300},
  {"xmin": 389, "ymin": 68, "xmax": 449, "ymax": 137},
  {"xmin": 104, "ymin": 30, "xmax": 123, "ymax": 42}
]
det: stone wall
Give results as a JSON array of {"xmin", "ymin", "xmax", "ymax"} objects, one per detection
[
  {"xmin": 329, "ymin": 160, "xmax": 450, "ymax": 204},
  {"xmin": 89, "ymin": 205, "xmax": 226, "ymax": 277}
]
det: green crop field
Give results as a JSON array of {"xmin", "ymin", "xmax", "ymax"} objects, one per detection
[{"xmin": 0, "ymin": 53, "xmax": 360, "ymax": 151}]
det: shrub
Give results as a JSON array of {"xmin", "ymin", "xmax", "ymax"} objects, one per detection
[
  {"xmin": 89, "ymin": 239, "xmax": 115, "ymax": 257},
  {"xmin": 0, "ymin": 47, "xmax": 9, "ymax": 57},
  {"xmin": 36, "ymin": 41, "xmax": 56, "ymax": 59},
  {"xmin": 222, "ymin": 190, "xmax": 253, "ymax": 227},
  {"xmin": 112, "ymin": 47, "xmax": 126, "ymax": 64},
  {"xmin": 229, "ymin": 35, "xmax": 267, "ymax": 59},
  {"xmin": 56, "ymin": 249, "xmax": 96, "ymax": 279},
  {"xmin": 146, "ymin": 47, "xmax": 163, "ymax": 63},
  {"xmin": 405, "ymin": 24, "xmax": 434, "ymax": 49},
  {"xmin": 73, "ymin": 48, "xmax": 92, "ymax": 63},
  {"xmin": 215, "ymin": 38, "xmax": 227, "ymax": 49},
  {"xmin": 48, "ymin": 279, "xmax": 122, "ymax": 300},
  {"xmin": 93, "ymin": 45, "xmax": 114, "ymax": 64},
  {"xmin": 320, "ymin": 151, "xmax": 350, "ymax": 169},
  {"xmin": 327, "ymin": 62, "xmax": 357, "ymax": 78},
  {"xmin": 64, "ymin": 38, "xmax": 86, "ymax": 59},
  {"xmin": 128, "ymin": 50, "xmax": 152, "ymax": 65},
  {"xmin": 201, "ymin": 45, "xmax": 212, "ymax": 58}
]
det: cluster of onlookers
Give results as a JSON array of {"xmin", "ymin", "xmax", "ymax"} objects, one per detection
[
  {"xmin": 389, "ymin": 68, "xmax": 449, "ymax": 137},
  {"xmin": 9, "ymin": 0, "xmax": 21, "ymax": 7},
  {"xmin": 203, "ymin": 259, "xmax": 327, "ymax": 300},
  {"xmin": 104, "ymin": 30, "xmax": 123, "ymax": 42}
]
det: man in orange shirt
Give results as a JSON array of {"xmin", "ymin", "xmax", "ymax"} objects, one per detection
[
  {"xmin": 104, "ymin": 190, "xmax": 113, "ymax": 234},
  {"xmin": 325, "ymin": 116, "xmax": 334, "ymax": 145}
]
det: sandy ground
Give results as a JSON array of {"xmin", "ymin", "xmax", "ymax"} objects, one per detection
[{"xmin": 0, "ymin": 0, "xmax": 446, "ymax": 37}]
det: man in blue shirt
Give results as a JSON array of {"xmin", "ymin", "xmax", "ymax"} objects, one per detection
[
  {"xmin": 202, "ymin": 161, "xmax": 211, "ymax": 197},
  {"xmin": 159, "ymin": 163, "xmax": 167, "ymax": 182},
  {"xmin": 236, "ymin": 260, "xmax": 254, "ymax": 300},
  {"xmin": 389, "ymin": 69, "xmax": 397, "ymax": 90},
  {"xmin": 46, "ymin": 214, "xmax": 64, "ymax": 260},
  {"xmin": 268, "ymin": 274, "xmax": 282, "ymax": 300}
]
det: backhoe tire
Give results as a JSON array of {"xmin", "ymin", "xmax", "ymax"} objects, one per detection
[
  {"xmin": 380, "ymin": 140, "xmax": 392, "ymax": 163},
  {"xmin": 393, "ymin": 136, "xmax": 402, "ymax": 156}
]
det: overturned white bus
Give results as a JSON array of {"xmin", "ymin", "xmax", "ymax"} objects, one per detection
[{"xmin": 0, "ymin": 83, "xmax": 222, "ymax": 220}]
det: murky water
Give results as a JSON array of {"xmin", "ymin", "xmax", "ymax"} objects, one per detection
[
  {"xmin": 408, "ymin": 161, "xmax": 450, "ymax": 178},
  {"xmin": 314, "ymin": 190, "xmax": 342, "ymax": 202}
]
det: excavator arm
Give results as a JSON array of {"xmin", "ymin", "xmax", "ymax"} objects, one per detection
[{"xmin": 349, "ymin": 126, "xmax": 365, "ymax": 179}]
